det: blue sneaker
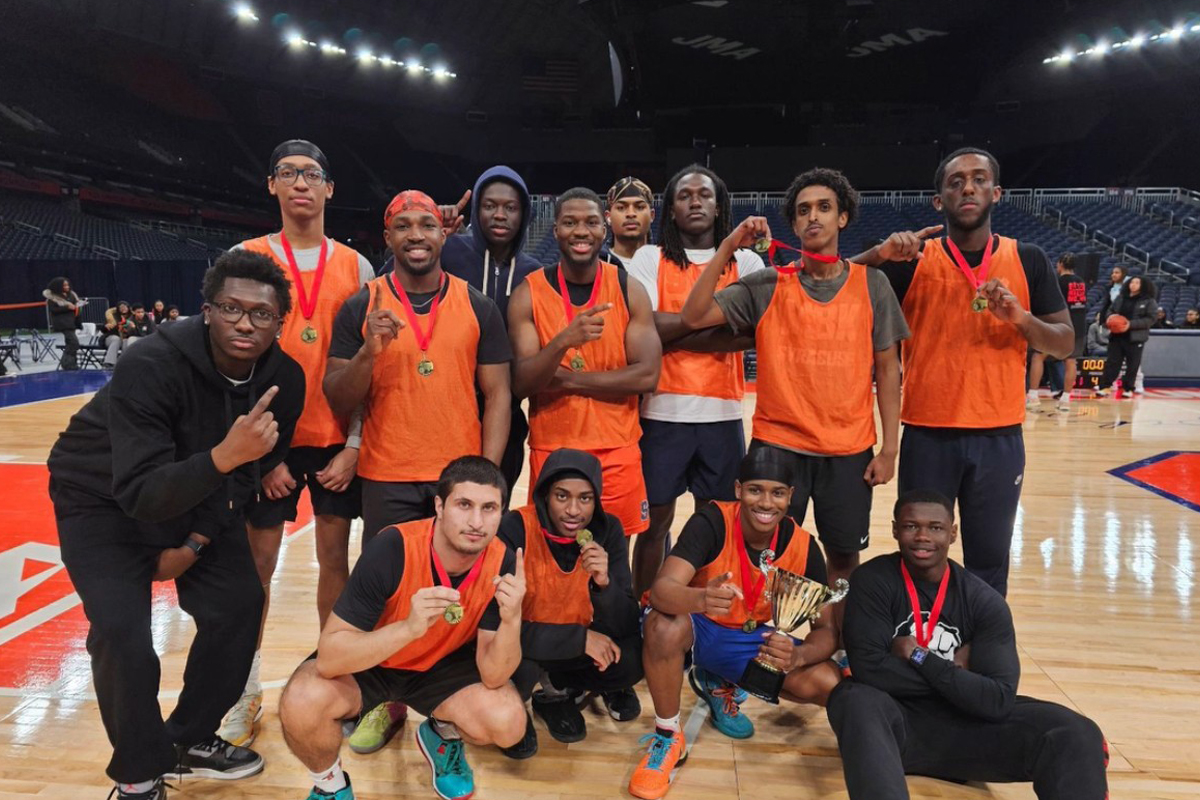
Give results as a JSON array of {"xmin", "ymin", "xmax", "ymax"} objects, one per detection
[
  {"xmin": 688, "ymin": 667, "xmax": 754, "ymax": 739},
  {"xmin": 416, "ymin": 720, "xmax": 475, "ymax": 800},
  {"xmin": 305, "ymin": 772, "xmax": 355, "ymax": 799}
]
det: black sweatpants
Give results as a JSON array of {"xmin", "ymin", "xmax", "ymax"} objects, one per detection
[
  {"xmin": 52, "ymin": 481, "xmax": 263, "ymax": 784},
  {"xmin": 500, "ymin": 404, "xmax": 529, "ymax": 507},
  {"xmin": 827, "ymin": 681, "xmax": 1108, "ymax": 800},
  {"xmin": 1098, "ymin": 336, "xmax": 1145, "ymax": 391},
  {"xmin": 898, "ymin": 426, "xmax": 1024, "ymax": 597},
  {"xmin": 537, "ymin": 632, "xmax": 644, "ymax": 695},
  {"xmin": 59, "ymin": 328, "xmax": 79, "ymax": 369}
]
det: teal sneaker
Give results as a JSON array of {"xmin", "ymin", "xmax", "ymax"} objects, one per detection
[
  {"xmin": 304, "ymin": 772, "xmax": 355, "ymax": 799},
  {"xmin": 688, "ymin": 667, "xmax": 754, "ymax": 739},
  {"xmin": 348, "ymin": 702, "xmax": 407, "ymax": 754},
  {"xmin": 416, "ymin": 720, "xmax": 475, "ymax": 800}
]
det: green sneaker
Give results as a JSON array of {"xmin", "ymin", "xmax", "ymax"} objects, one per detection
[
  {"xmin": 304, "ymin": 772, "xmax": 355, "ymax": 799},
  {"xmin": 348, "ymin": 702, "xmax": 408, "ymax": 754},
  {"xmin": 416, "ymin": 719, "xmax": 475, "ymax": 800}
]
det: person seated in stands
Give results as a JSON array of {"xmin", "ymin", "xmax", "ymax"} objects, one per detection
[
  {"xmin": 129, "ymin": 304, "xmax": 157, "ymax": 341},
  {"xmin": 1151, "ymin": 308, "xmax": 1175, "ymax": 329},
  {"xmin": 44, "ymin": 276, "xmax": 83, "ymax": 371},
  {"xmin": 1085, "ymin": 318, "xmax": 1109, "ymax": 356},
  {"xmin": 1183, "ymin": 307, "xmax": 1200, "ymax": 330},
  {"xmin": 151, "ymin": 299, "xmax": 167, "ymax": 323},
  {"xmin": 104, "ymin": 301, "xmax": 137, "ymax": 368},
  {"xmin": 166, "ymin": 306, "xmax": 183, "ymax": 323}
]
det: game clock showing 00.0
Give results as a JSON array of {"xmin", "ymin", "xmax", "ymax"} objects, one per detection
[{"xmin": 1077, "ymin": 357, "xmax": 1106, "ymax": 388}]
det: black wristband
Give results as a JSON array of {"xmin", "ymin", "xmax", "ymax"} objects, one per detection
[{"xmin": 182, "ymin": 537, "xmax": 206, "ymax": 557}]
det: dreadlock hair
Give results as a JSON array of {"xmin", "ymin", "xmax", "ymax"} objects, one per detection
[
  {"xmin": 201, "ymin": 249, "xmax": 293, "ymax": 319},
  {"xmin": 933, "ymin": 147, "xmax": 1001, "ymax": 192},
  {"xmin": 658, "ymin": 164, "xmax": 732, "ymax": 270}
]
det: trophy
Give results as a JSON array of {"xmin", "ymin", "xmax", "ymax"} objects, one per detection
[{"xmin": 738, "ymin": 556, "xmax": 849, "ymax": 704}]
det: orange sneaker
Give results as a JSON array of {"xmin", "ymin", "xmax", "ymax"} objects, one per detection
[{"xmin": 628, "ymin": 729, "xmax": 686, "ymax": 800}]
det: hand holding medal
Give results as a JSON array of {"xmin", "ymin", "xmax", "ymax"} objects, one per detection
[
  {"xmin": 555, "ymin": 263, "xmax": 612, "ymax": 372},
  {"xmin": 976, "ymin": 277, "xmax": 1026, "ymax": 324},
  {"xmin": 403, "ymin": 585, "xmax": 462, "ymax": 638},
  {"xmin": 578, "ymin": 532, "xmax": 609, "ymax": 588}
]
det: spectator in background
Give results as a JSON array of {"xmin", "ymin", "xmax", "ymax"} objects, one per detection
[
  {"xmin": 151, "ymin": 300, "xmax": 167, "ymax": 323},
  {"xmin": 103, "ymin": 301, "xmax": 136, "ymax": 368},
  {"xmin": 1182, "ymin": 308, "xmax": 1200, "ymax": 330},
  {"xmin": 44, "ymin": 277, "xmax": 82, "ymax": 371},
  {"xmin": 1097, "ymin": 265, "xmax": 1129, "ymax": 324},
  {"xmin": 1028, "ymin": 253, "xmax": 1088, "ymax": 411},
  {"xmin": 1152, "ymin": 308, "xmax": 1175, "ymax": 329},
  {"xmin": 166, "ymin": 305, "xmax": 182, "ymax": 322},
  {"xmin": 129, "ymin": 304, "xmax": 157, "ymax": 341},
  {"xmin": 1086, "ymin": 318, "xmax": 1110, "ymax": 355},
  {"xmin": 1095, "ymin": 276, "xmax": 1158, "ymax": 398}
]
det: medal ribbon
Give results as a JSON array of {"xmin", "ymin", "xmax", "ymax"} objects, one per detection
[
  {"xmin": 390, "ymin": 271, "xmax": 446, "ymax": 352},
  {"xmin": 556, "ymin": 264, "xmax": 603, "ymax": 323},
  {"xmin": 279, "ymin": 232, "xmax": 328, "ymax": 320},
  {"xmin": 734, "ymin": 514, "xmax": 780, "ymax": 620},
  {"xmin": 543, "ymin": 528, "xmax": 578, "ymax": 546},
  {"xmin": 944, "ymin": 235, "xmax": 994, "ymax": 300},
  {"xmin": 900, "ymin": 560, "xmax": 951, "ymax": 648},
  {"xmin": 758, "ymin": 238, "xmax": 840, "ymax": 270},
  {"xmin": 430, "ymin": 521, "xmax": 488, "ymax": 595}
]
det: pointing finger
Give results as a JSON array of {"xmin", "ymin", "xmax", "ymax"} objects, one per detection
[
  {"xmin": 916, "ymin": 225, "xmax": 945, "ymax": 239},
  {"xmin": 370, "ymin": 285, "xmax": 382, "ymax": 313},
  {"xmin": 455, "ymin": 189, "xmax": 472, "ymax": 214},
  {"xmin": 583, "ymin": 303, "xmax": 614, "ymax": 317},
  {"xmin": 514, "ymin": 547, "xmax": 525, "ymax": 580},
  {"xmin": 248, "ymin": 386, "xmax": 279, "ymax": 418}
]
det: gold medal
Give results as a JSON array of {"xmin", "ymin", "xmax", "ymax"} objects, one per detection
[
  {"xmin": 443, "ymin": 602, "xmax": 464, "ymax": 625},
  {"xmin": 569, "ymin": 353, "xmax": 586, "ymax": 372},
  {"xmin": 417, "ymin": 357, "xmax": 434, "ymax": 376},
  {"xmin": 575, "ymin": 529, "xmax": 593, "ymax": 546},
  {"xmin": 753, "ymin": 237, "xmax": 771, "ymax": 254},
  {"xmin": 742, "ymin": 619, "xmax": 758, "ymax": 633},
  {"xmin": 971, "ymin": 295, "xmax": 988, "ymax": 313},
  {"xmin": 300, "ymin": 325, "xmax": 318, "ymax": 344}
]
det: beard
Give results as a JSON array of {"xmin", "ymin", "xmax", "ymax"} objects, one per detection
[{"xmin": 947, "ymin": 200, "xmax": 994, "ymax": 233}]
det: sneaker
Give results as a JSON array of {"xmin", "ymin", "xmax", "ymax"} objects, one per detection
[
  {"xmin": 415, "ymin": 719, "xmax": 474, "ymax": 800},
  {"xmin": 109, "ymin": 778, "xmax": 169, "ymax": 800},
  {"xmin": 1025, "ymin": 392, "xmax": 1041, "ymax": 410},
  {"xmin": 628, "ymin": 729, "xmax": 687, "ymax": 800},
  {"xmin": 532, "ymin": 689, "xmax": 586, "ymax": 743},
  {"xmin": 688, "ymin": 667, "xmax": 754, "ymax": 739},
  {"xmin": 173, "ymin": 735, "xmax": 264, "ymax": 780},
  {"xmin": 1093, "ymin": 388, "xmax": 1109, "ymax": 399},
  {"xmin": 499, "ymin": 712, "xmax": 538, "ymax": 760},
  {"xmin": 305, "ymin": 772, "xmax": 355, "ymax": 800},
  {"xmin": 600, "ymin": 688, "xmax": 641, "ymax": 722},
  {"xmin": 348, "ymin": 701, "xmax": 408, "ymax": 755},
  {"xmin": 1057, "ymin": 394, "xmax": 1072, "ymax": 411},
  {"xmin": 833, "ymin": 649, "xmax": 852, "ymax": 679},
  {"xmin": 217, "ymin": 690, "xmax": 263, "ymax": 747}
]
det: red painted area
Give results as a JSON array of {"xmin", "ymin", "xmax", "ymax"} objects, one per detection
[
  {"xmin": 1126, "ymin": 453, "xmax": 1200, "ymax": 509},
  {"xmin": 0, "ymin": 463, "xmax": 313, "ymax": 692}
]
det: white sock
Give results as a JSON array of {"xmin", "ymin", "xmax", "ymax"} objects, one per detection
[
  {"xmin": 118, "ymin": 781, "xmax": 157, "ymax": 796},
  {"xmin": 247, "ymin": 650, "xmax": 262, "ymax": 695},
  {"xmin": 655, "ymin": 714, "xmax": 681, "ymax": 733},
  {"xmin": 309, "ymin": 758, "xmax": 347, "ymax": 793},
  {"xmin": 1027, "ymin": 389, "xmax": 1039, "ymax": 400},
  {"xmin": 430, "ymin": 716, "xmax": 462, "ymax": 741}
]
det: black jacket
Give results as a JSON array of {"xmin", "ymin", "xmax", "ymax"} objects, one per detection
[
  {"xmin": 1109, "ymin": 286, "xmax": 1159, "ymax": 344},
  {"xmin": 43, "ymin": 286, "xmax": 81, "ymax": 333},
  {"xmin": 47, "ymin": 315, "xmax": 305, "ymax": 545},
  {"xmin": 498, "ymin": 448, "xmax": 640, "ymax": 661}
]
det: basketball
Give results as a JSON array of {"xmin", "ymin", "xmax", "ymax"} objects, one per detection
[{"xmin": 1106, "ymin": 314, "xmax": 1131, "ymax": 334}]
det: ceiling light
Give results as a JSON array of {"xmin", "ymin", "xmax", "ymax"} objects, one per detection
[
  {"xmin": 407, "ymin": 61, "xmax": 423, "ymax": 74},
  {"xmin": 285, "ymin": 30, "xmax": 304, "ymax": 47},
  {"xmin": 1061, "ymin": 49, "xmax": 1074, "ymax": 62},
  {"xmin": 233, "ymin": 3, "xmax": 258, "ymax": 22},
  {"xmin": 1130, "ymin": 34, "xmax": 1145, "ymax": 48},
  {"xmin": 1170, "ymin": 26, "xmax": 1184, "ymax": 39},
  {"xmin": 358, "ymin": 48, "xmax": 374, "ymax": 63}
]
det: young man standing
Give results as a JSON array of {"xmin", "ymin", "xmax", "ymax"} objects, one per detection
[
  {"xmin": 852, "ymin": 148, "xmax": 1074, "ymax": 596},
  {"xmin": 605, "ymin": 176, "xmax": 655, "ymax": 269},
  {"xmin": 508, "ymin": 187, "xmax": 661, "ymax": 549},
  {"xmin": 627, "ymin": 165, "xmax": 765, "ymax": 597},
  {"xmin": 629, "ymin": 449, "xmax": 840, "ymax": 800},
  {"xmin": 224, "ymin": 139, "xmax": 376, "ymax": 746},
  {"xmin": 498, "ymin": 448, "xmax": 643, "ymax": 751},
  {"xmin": 1028, "ymin": 253, "xmax": 1088, "ymax": 411},
  {"xmin": 279, "ymin": 457, "xmax": 530, "ymax": 800},
  {"xmin": 47, "ymin": 251, "xmax": 305, "ymax": 800},
  {"xmin": 681, "ymin": 168, "xmax": 908, "ymax": 591},
  {"xmin": 828, "ymin": 489, "xmax": 1108, "ymax": 800}
]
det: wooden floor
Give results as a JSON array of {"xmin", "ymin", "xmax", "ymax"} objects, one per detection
[{"xmin": 2, "ymin": 388, "xmax": 1199, "ymax": 799}]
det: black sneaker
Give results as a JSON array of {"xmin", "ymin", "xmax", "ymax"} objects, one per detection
[
  {"xmin": 109, "ymin": 778, "xmax": 170, "ymax": 799},
  {"xmin": 531, "ymin": 689, "xmax": 587, "ymax": 743},
  {"xmin": 499, "ymin": 712, "xmax": 539, "ymax": 760},
  {"xmin": 173, "ymin": 735, "xmax": 264, "ymax": 780},
  {"xmin": 601, "ymin": 688, "xmax": 642, "ymax": 722}
]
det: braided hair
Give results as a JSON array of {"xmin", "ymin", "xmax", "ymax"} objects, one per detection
[{"xmin": 658, "ymin": 164, "xmax": 732, "ymax": 269}]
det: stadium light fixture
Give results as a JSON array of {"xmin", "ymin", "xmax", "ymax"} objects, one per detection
[
  {"xmin": 1061, "ymin": 49, "xmax": 1074, "ymax": 62},
  {"xmin": 407, "ymin": 61, "xmax": 424, "ymax": 74},
  {"xmin": 1170, "ymin": 26, "xmax": 1184, "ymax": 39},
  {"xmin": 233, "ymin": 3, "xmax": 258, "ymax": 22},
  {"xmin": 358, "ymin": 48, "xmax": 374, "ymax": 63},
  {"xmin": 1130, "ymin": 34, "xmax": 1145, "ymax": 48},
  {"xmin": 285, "ymin": 30, "xmax": 304, "ymax": 47}
]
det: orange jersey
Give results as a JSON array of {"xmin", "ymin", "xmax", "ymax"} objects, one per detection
[
  {"xmin": 357, "ymin": 275, "xmax": 482, "ymax": 482},
  {"xmin": 241, "ymin": 236, "xmax": 363, "ymax": 448},
  {"xmin": 655, "ymin": 252, "xmax": 744, "ymax": 401},
  {"xmin": 514, "ymin": 505, "xmax": 593, "ymax": 626},
  {"xmin": 374, "ymin": 519, "xmax": 507, "ymax": 671},
  {"xmin": 900, "ymin": 236, "xmax": 1030, "ymax": 428},
  {"xmin": 753, "ymin": 264, "xmax": 877, "ymax": 455},
  {"xmin": 527, "ymin": 263, "xmax": 641, "ymax": 451},
  {"xmin": 690, "ymin": 501, "xmax": 813, "ymax": 628}
]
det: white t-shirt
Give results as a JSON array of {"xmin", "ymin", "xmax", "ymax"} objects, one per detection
[{"xmin": 627, "ymin": 244, "xmax": 765, "ymax": 423}]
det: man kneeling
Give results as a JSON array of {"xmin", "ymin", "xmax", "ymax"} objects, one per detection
[
  {"xmin": 630, "ymin": 449, "xmax": 841, "ymax": 799},
  {"xmin": 828, "ymin": 489, "xmax": 1108, "ymax": 799},
  {"xmin": 280, "ymin": 457, "xmax": 528, "ymax": 800}
]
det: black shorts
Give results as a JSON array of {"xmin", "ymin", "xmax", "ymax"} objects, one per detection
[
  {"xmin": 1071, "ymin": 329, "xmax": 1087, "ymax": 360},
  {"xmin": 640, "ymin": 418, "xmax": 744, "ymax": 506},
  {"xmin": 245, "ymin": 445, "xmax": 362, "ymax": 528},
  {"xmin": 747, "ymin": 440, "xmax": 873, "ymax": 555},
  {"xmin": 360, "ymin": 479, "xmax": 438, "ymax": 545}
]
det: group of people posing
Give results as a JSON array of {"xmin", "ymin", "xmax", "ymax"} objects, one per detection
[{"xmin": 47, "ymin": 139, "xmax": 1108, "ymax": 800}]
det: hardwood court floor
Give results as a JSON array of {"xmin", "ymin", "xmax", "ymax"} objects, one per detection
[{"xmin": 1, "ymin": 390, "xmax": 1199, "ymax": 799}]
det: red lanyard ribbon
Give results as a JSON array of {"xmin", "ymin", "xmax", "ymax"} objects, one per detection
[
  {"xmin": 556, "ymin": 264, "xmax": 603, "ymax": 323},
  {"xmin": 430, "ymin": 522, "xmax": 487, "ymax": 593},
  {"xmin": 758, "ymin": 238, "xmax": 840, "ymax": 269},
  {"xmin": 390, "ymin": 272, "xmax": 446, "ymax": 352},
  {"xmin": 944, "ymin": 236, "xmax": 994, "ymax": 297},
  {"xmin": 734, "ymin": 514, "xmax": 780, "ymax": 617},
  {"xmin": 279, "ymin": 232, "xmax": 328, "ymax": 320},
  {"xmin": 543, "ymin": 528, "xmax": 577, "ymax": 546},
  {"xmin": 900, "ymin": 560, "xmax": 951, "ymax": 648}
]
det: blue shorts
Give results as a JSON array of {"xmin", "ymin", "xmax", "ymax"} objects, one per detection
[
  {"xmin": 689, "ymin": 613, "xmax": 799, "ymax": 686},
  {"xmin": 640, "ymin": 418, "xmax": 745, "ymax": 506}
]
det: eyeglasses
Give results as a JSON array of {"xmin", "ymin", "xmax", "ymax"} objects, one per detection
[
  {"xmin": 272, "ymin": 165, "xmax": 329, "ymax": 187},
  {"xmin": 212, "ymin": 301, "xmax": 280, "ymax": 329}
]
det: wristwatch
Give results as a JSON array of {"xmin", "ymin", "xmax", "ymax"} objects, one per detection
[
  {"xmin": 909, "ymin": 646, "xmax": 929, "ymax": 666},
  {"xmin": 182, "ymin": 537, "xmax": 207, "ymax": 558}
]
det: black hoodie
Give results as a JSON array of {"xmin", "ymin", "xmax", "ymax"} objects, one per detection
[
  {"xmin": 498, "ymin": 448, "xmax": 640, "ymax": 661},
  {"xmin": 47, "ymin": 315, "xmax": 305, "ymax": 545}
]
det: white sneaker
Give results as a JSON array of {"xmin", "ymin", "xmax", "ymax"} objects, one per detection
[
  {"xmin": 1025, "ymin": 392, "xmax": 1041, "ymax": 410},
  {"xmin": 217, "ymin": 691, "xmax": 263, "ymax": 747}
]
